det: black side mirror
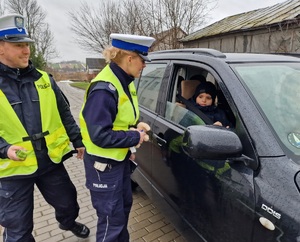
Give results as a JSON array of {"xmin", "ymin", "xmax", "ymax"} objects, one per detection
[{"xmin": 182, "ymin": 125, "xmax": 242, "ymax": 160}]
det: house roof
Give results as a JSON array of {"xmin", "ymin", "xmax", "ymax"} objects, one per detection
[
  {"xmin": 181, "ymin": 0, "xmax": 300, "ymax": 42},
  {"xmin": 86, "ymin": 58, "xmax": 106, "ymax": 70},
  {"xmin": 154, "ymin": 27, "xmax": 187, "ymax": 40}
]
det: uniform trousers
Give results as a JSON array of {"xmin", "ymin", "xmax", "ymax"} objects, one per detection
[
  {"xmin": 0, "ymin": 164, "xmax": 79, "ymax": 242},
  {"xmin": 84, "ymin": 156, "xmax": 132, "ymax": 242}
]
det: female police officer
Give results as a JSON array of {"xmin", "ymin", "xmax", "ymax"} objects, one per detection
[{"xmin": 79, "ymin": 33, "xmax": 155, "ymax": 241}]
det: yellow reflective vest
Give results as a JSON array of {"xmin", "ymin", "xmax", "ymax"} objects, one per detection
[
  {"xmin": 0, "ymin": 70, "xmax": 71, "ymax": 178},
  {"xmin": 79, "ymin": 65, "xmax": 139, "ymax": 161}
]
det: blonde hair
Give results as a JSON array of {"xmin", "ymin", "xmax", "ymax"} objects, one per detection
[{"xmin": 103, "ymin": 46, "xmax": 135, "ymax": 65}]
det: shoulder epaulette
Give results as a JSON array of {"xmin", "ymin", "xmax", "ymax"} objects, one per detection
[{"xmin": 89, "ymin": 81, "xmax": 118, "ymax": 101}]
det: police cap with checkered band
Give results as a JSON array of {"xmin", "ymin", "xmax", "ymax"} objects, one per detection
[{"xmin": 0, "ymin": 14, "xmax": 34, "ymax": 43}]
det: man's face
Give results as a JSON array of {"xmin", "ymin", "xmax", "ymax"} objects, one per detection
[{"xmin": 0, "ymin": 41, "xmax": 30, "ymax": 68}]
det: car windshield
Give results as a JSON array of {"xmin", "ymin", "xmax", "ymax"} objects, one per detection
[{"xmin": 233, "ymin": 63, "xmax": 300, "ymax": 157}]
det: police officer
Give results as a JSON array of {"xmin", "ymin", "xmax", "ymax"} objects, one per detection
[
  {"xmin": 79, "ymin": 33, "xmax": 155, "ymax": 241},
  {"xmin": 0, "ymin": 14, "xmax": 89, "ymax": 241}
]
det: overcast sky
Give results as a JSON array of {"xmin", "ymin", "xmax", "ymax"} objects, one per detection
[{"xmin": 39, "ymin": 0, "xmax": 287, "ymax": 63}]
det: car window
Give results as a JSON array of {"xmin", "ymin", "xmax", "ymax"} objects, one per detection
[
  {"xmin": 165, "ymin": 101, "xmax": 205, "ymax": 127},
  {"xmin": 164, "ymin": 64, "xmax": 235, "ymax": 128},
  {"xmin": 234, "ymin": 63, "xmax": 300, "ymax": 156},
  {"xmin": 135, "ymin": 63, "xmax": 167, "ymax": 112}
]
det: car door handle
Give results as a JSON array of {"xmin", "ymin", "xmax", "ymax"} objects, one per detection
[{"xmin": 153, "ymin": 133, "xmax": 167, "ymax": 146}]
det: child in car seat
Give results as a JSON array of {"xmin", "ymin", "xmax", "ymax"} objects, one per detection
[{"xmin": 191, "ymin": 81, "xmax": 232, "ymax": 128}]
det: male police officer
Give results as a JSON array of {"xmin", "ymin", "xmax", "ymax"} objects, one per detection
[{"xmin": 0, "ymin": 14, "xmax": 89, "ymax": 241}]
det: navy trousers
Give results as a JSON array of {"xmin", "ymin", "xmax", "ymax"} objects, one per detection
[
  {"xmin": 84, "ymin": 156, "xmax": 132, "ymax": 242},
  {"xmin": 0, "ymin": 164, "xmax": 79, "ymax": 242}
]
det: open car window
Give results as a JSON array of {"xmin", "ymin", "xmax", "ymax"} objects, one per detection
[
  {"xmin": 164, "ymin": 65, "xmax": 235, "ymax": 128},
  {"xmin": 165, "ymin": 101, "xmax": 205, "ymax": 127}
]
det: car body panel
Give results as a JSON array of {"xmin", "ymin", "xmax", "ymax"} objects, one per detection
[{"xmin": 132, "ymin": 49, "xmax": 300, "ymax": 242}]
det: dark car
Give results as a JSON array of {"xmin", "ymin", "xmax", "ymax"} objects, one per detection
[{"xmin": 131, "ymin": 48, "xmax": 300, "ymax": 242}]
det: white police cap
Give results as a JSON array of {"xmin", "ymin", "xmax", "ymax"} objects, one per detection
[
  {"xmin": 110, "ymin": 33, "xmax": 155, "ymax": 62},
  {"xmin": 0, "ymin": 14, "xmax": 34, "ymax": 43}
]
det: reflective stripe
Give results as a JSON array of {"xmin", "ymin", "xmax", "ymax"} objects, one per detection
[
  {"xmin": 44, "ymin": 125, "xmax": 71, "ymax": 163},
  {"xmin": 102, "ymin": 216, "xmax": 109, "ymax": 242}
]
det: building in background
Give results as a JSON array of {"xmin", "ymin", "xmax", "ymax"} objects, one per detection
[
  {"xmin": 181, "ymin": 0, "xmax": 300, "ymax": 54},
  {"xmin": 151, "ymin": 27, "xmax": 187, "ymax": 51},
  {"xmin": 86, "ymin": 58, "xmax": 106, "ymax": 80},
  {"xmin": 46, "ymin": 60, "xmax": 86, "ymax": 81}
]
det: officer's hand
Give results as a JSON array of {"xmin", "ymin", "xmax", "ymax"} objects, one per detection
[
  {"xmin": 76, "ymin": 147, "xmax": 85, "ymax": 160},
  {"xmin": 7, "ymin": 145, "xmax": 26, "ymax": 161},
  {"xmin": 213, "ymin": 121, "xmax": 223, "ymax": 126},
  {"xmin": 129, "ymin": 153, "xmax": 136, "ymax": 161},
  {"xmin": 138, "ymin": 130, "xmax": 147, "ymax": 145}
]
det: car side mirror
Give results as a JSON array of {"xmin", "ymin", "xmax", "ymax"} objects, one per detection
[{"xmin": 182, "ymin": 125, "xmax": 243, "ymax": 160}]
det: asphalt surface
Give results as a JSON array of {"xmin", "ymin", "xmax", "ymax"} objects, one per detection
[{"xmin": 0, "ymin": 81, "xmax": 186, "ymax": 242}]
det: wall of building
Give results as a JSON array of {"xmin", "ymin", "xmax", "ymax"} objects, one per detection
[
  {"xmin": 182, "ymin": 24, "xmax": 300, "ymax": 53},
  {"xmin": 152, "ymin": 29, "xmax": 186, "ymax": 51}
]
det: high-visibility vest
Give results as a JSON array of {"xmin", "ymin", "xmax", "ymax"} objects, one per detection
[
  {"xmin": 79, "ymin": 65, "xmax": 139, "ymax": 161},
  {"xmin": 0, "ymin": 70, "xmax": 71, "ymax": 178}
]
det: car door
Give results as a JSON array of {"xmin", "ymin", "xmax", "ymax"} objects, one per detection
[
  {"xmin": 134, "ymin": 62, "xmax": 169, "ymax": 196},
  {"xmin": 149, "ymin": 60, "xmax": 257, "ymax": 242}
]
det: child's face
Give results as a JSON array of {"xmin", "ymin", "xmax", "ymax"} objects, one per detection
[{"xmin": 196, "ymin": 93, "xmax": 213, "ymax": 106}]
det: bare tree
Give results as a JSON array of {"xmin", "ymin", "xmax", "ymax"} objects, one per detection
[
  {"xmin": 69, "ymin": 0, "xmax": 216, "ymax": 54},
  {"xmin": 69, "ymin": 1, "xmax": 123, "ymax": 54},
  {"xmin": 138, "ymin": 0, "xmax": 216, "ymax": 49},
  {"xmin": 5, "ymin": 0, "xmax": 58, "ymax": 67}
]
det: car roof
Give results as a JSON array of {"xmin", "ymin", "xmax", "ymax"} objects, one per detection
[{"xmin": 149, "ymin": 48, "xmax": 300, "ymax": 63}]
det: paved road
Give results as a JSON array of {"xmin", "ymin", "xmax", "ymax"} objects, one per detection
[{"xmin": 0, "ymin": 81, "xmax": 186, "ymax": 242}]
